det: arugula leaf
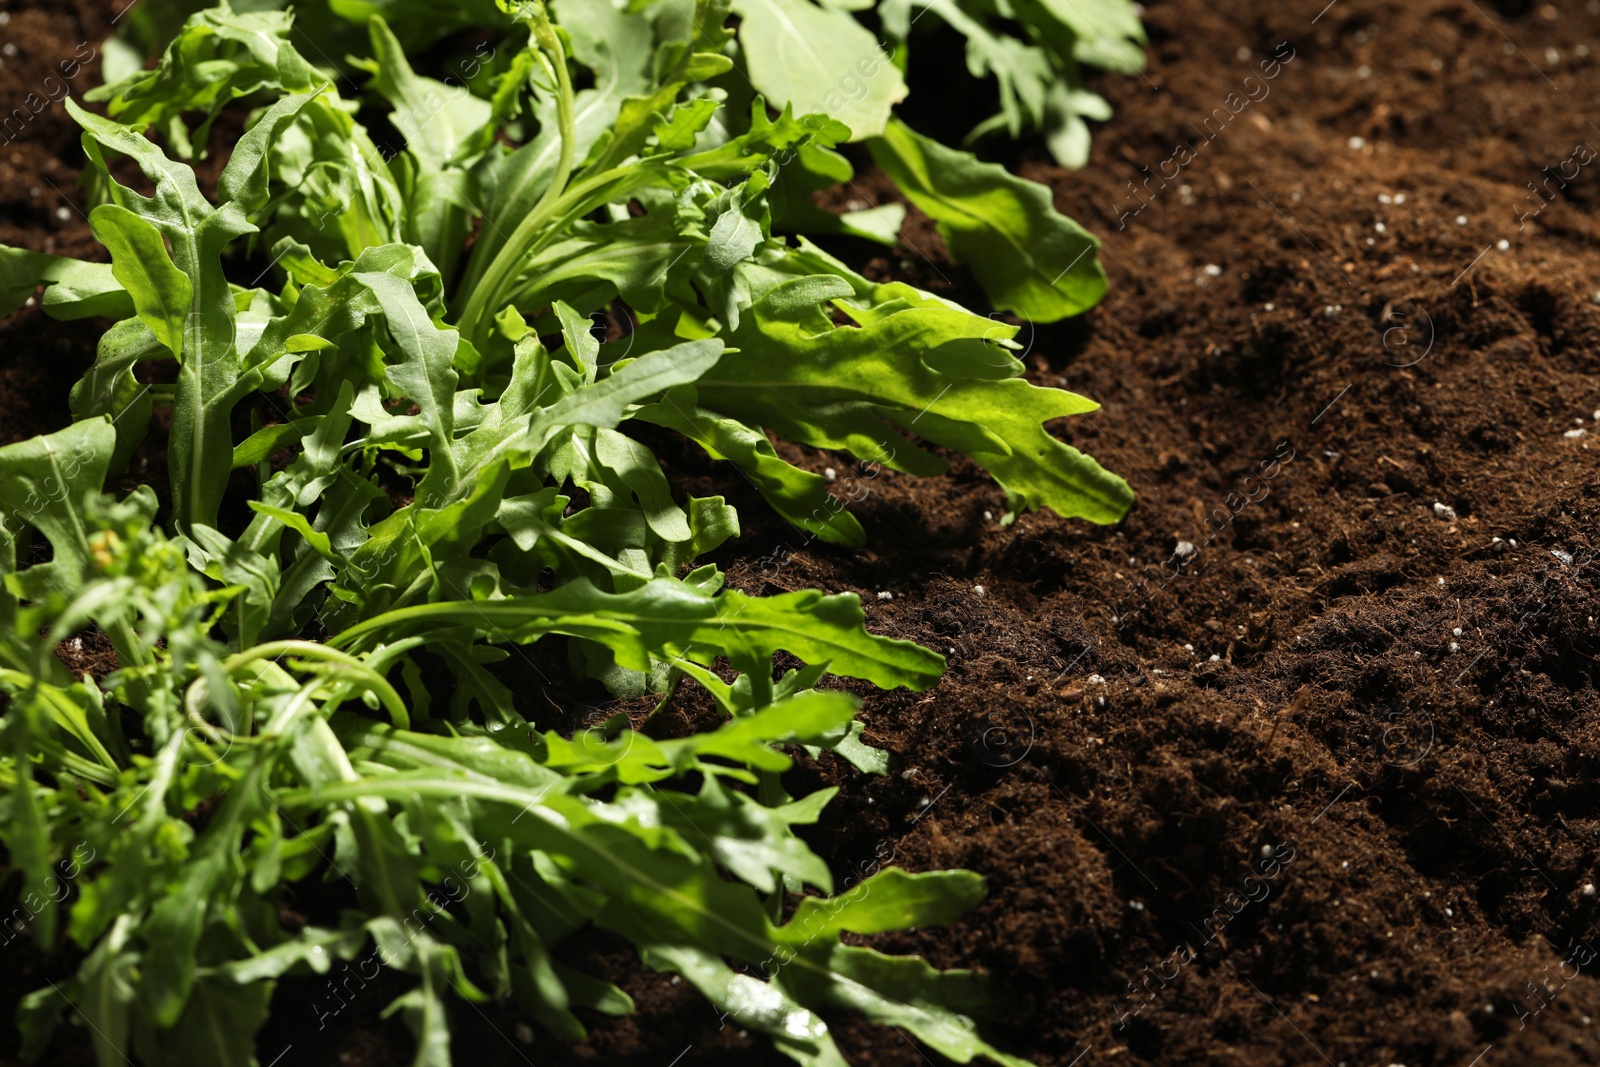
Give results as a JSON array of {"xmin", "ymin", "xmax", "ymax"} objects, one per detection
[
  {"xmin": 879, "ymin": 0, "xmax": 1144, "ymax": 166},
  {"xmin": 0, "ymin": 246, "xmax": 131, "ymax": 320},
  {"xmin": 355, "ymin": 15, "xmax": 492, "ymax": 279},
  {"xmin": 69, "ymin": 315, "xmax": 164, "ymax": 472},
  {"xmin": 330, "ymin": 575, "xmax": 943, "ymax": 691},
  {"xmin": 730, "ymin": 0, "xmax": 905, "ymax": 138},
  {"xmin": 85, "ymin": 3, "xmax": 317, "ymax": 151},
  {"xmin": 68, "ymin": 91, "xmax": 318, "ymax": 530},
  {"xmin": 869, "ymin": 117, "xmax": 1106, "ymax": 321},
  {"xmin": 697, "ymin": 243, "xmax": 1131, "ymax": 522}
]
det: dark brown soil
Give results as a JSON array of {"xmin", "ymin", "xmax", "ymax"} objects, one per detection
[{"xmin": 6, "ymin": 0, "xmax": 1600, "ymax": 1064}]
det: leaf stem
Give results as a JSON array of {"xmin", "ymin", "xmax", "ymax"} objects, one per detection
[
  {"xmin": 459, "ymin": 1, "xmax": 577, "ymax": 347},
  {"xmin": 217, "ymin": 640, "xmax": 410, "ymax": 730}
]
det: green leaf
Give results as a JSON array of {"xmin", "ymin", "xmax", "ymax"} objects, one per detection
[
  {"xmin": 869, "ymin": 117, "xmax": 1106, "ymax": 322},
  {"xmin": 86, "ymin": 3, "xmax": 317, "ymax": 144},
  {"xmin": 68, "ymin": 316, "xmax": 165, "ymax": 472},
  {"xmin": 67, "ymin": 91, "xmax": 318, "ymax": 530},
  {"xmin": 0, "ymin": 245, "xmax": 131, "ymax": 320},
  {"xmin": 0, "ymin": 420, "xmax": 117, "ymax": 602},
  {"xmin": 88, "ymin": 204, "xmax": 193, "ymax": 356},
  {"xmin": 331, "ymin": 576, "xmax": 944, "ymax": 691},
  {"xmin": 784, "ymin": 867, "xmax": 984, "ymax": 939},
  {"xmin": 1026, "ymin": 0, "xmax": 1146, "ymax": 73},
  {"xmin": 698, "ymin": 244, "xmax": 1132, "ymax": 523},
  {"xmin": 731, "ymin": 0, "xmax": 904, "ymax": 138},
  {"xmin": 357, "ymin": 16, "xmax": 492, "ymax": 276},
  {"xmin": 636, "ymin": 384, "xmax": 865, "ymax": 546},
  {"xmin": 141, "ymin": 976, "xmax": 273, "ymax": 1067}
]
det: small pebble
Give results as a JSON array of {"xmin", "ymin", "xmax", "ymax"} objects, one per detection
[
  {"xmin": 1497, "ymin": 239, "xmax": 1510, "ymax": 250},
  {"xmin": 1455, "ymin": 215, "xmax": 1469, "ymax": 225},
  {"xmin": 1174, "ymin": 540, "xmax": 1197, "ymax": 559},
  {"xmin": 1583, "ymin": 883, "xmax": 1597, "ymax": 898},
  {"xmin": 983, "ymin": 510, "xmax": 993, "ymax": 521},
  {"xmin": 1452, "ymin": 627, "xmax": 1462, "ymax": 637},
  {"xmin": 1322, "ymin": 304, "xmax": 1343, "ymax": 318},
  {"xmin": 876, "ymin": 591, "xmax": 893, "ymax": 601},
  {"xmin": 1552, "ymin": 549, "xmax": 1575, "ymax": 565},
  {"xmin": 1203, "ymin": 263, "xmax": 1222, "ymax": 277},
  {"xmin": 973, "ymin": 584, "xmax": 986, "ymax": 596},
  {"xmin": 1348, "ymin": 136, "xmax": 1366, "ymax": 150},
  {"xmin": 55, "ymin": 206, "xmax": 71, "ymax": 221},
  {"xmin": 1432, "ymin": 502, "xmax": 1457, "ymax": 521},
  {"xmin": 1208, "ymin": 653, "xmax": 1221, "ymax": 662},
  {"xmin": 1088, "ymin": 674, "xmax": 1106, "ymax": 684},
  {"xmin": 824, "ymin": 467, "xmax": 837, "ymax": 482},
  {"xmin": 1565, "ymin": 428, "xmax": 1588, "ymax": 439}
]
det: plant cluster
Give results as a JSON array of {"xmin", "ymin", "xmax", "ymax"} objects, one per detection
[{"xmin": 0, "ymin": 0, "xmax": 1133, "ymax": 1063}]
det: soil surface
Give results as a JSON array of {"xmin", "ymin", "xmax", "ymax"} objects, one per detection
[{"xmin": 5, "ymin": 0, "xmax": 1600, "ymax": 1064}]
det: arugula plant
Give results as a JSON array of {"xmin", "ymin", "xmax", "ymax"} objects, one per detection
[
  {"xmin": 109, "ymin": 0, "xmax": 1140, "ymax": 320},
  {"xmin": 160, "ymin": 0, "xmax": 1149, "ymax": 170},
  {"xmin": 876, "ymin": 0, "xmax": 1146, "ymax": 166},
  {"xmin": 0, "ymin": 0, "xmax": 1132, "ymax": 1063}
]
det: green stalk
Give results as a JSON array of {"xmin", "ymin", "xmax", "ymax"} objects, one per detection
[
  {"xmin": 219, "ymin": 641, "xmax": 410, "ymax": 730},
  {"xmin": 458, "ymin": 1, "xmax": 577, "ymax": 347}
]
